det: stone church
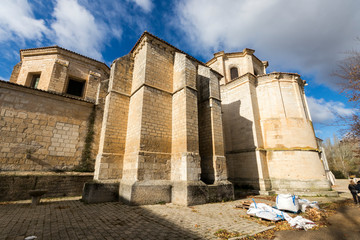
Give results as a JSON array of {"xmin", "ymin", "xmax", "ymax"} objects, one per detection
[{"xmin": 0, "ymin": 31, "xmax": 332, "ymax": 205}]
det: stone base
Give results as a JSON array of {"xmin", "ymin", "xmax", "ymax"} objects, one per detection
[
  {"xmin": 208, "ymin": 180, "xmax": 235, "ymax": 202},
  {"xmin": 270, "ymin": 178, "xmax": 332, "ymax": 192},
  {"xmin": 119, "ymin": 180, "xmax": 172, "ymax": 205},
  {"xmin": 258, "ymin": 190, "xmax": 276, "ymax": 196},
  {"xmin": 82, "ymin": 182, "xmax": 119, "ymax": 203},
  {"xmin": 172, "ymin": 181, "xmax": 208, "ymax": 206},
  {"xmin": 273, "ymin": 190, "xmax": 339, "ymax": 197},
  {"xmin": 83, "ymin": 179, "xmax": 236, "ymax": 205}
]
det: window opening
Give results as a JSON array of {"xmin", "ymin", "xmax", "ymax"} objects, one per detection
[
  {"xmin": 230, "ymin": 67, "xmax": 239, "ymax": 80},
  {"xmin": 66, "ymin": 78, "xmax": 85, "ymax": 97},
  {"xmin": 30, "ymin": 74, "xmax": 40, "ymax": 89}
]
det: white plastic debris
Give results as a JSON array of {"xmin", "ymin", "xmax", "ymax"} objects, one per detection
[
  {"xmin": 247, "ymin": 199, "xmax": 316, "ymax": 230},
  {"xmin": 24, "ymin": 236, "xmax": 37, "ymax": 240},
  {"xmin": 288, "ymin": 216, "xmax": 316, "ymax": 231},
  {"xmin": 276, "ymin": 194, "xmax": 300, "ymax": 212},
  {"xmin": 298, "ymin": 198, "xmax": 320, "ymax": 212},
  {"xmin": 247, "ymin": 202, "xmax": 290, "ymax": 221}
]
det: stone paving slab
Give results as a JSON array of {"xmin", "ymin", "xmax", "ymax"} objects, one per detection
[{"xmin": 0, "ymin": 199, "xmax": 271, "ymax": 240}]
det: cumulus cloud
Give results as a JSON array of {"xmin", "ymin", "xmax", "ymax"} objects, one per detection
[
  {"xmin": 175, "ymin": 0, "xmax": 360, "ymax": 88},
  {"xmin": 307, "ymin": 96, "xmax": 354, "ymax": 124},
  {"xmin": 50, "ymin": 0, "xmax": 106, "ymax": 60},
  {"xmin": 129, "ymin": 0, "xmax": 153, "ymax": 12},
  {"xmin": 0, "ymin": 0, "xmax": 48, "ymax": 42}
]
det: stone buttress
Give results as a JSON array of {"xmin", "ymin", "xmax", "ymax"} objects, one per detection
[{"xmin": 83, "ymin": 32, "xmax": 234, "ymax": 205}]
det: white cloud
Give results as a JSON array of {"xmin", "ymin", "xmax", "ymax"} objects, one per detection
[
  {"xmin": 307, "ymin": 96, "xmax": 354, "ymax": 124},
  {"xmin": 130, "ymin": 0, "xmax": 153, "ymax": 12},
  {"xmin": 0, "ymin": 75, "xmax": 9, "ymax": 81},
  {"xmin": 50, "ymin": 0, "xmax": 106, "ymax": 60},
  {"xmin": 175, "ymin": 0, "xmax": 360, "ymax": 88},
  {"xmin": 0, "ymin": 0, "xmax": 48, "ymax": 42}
]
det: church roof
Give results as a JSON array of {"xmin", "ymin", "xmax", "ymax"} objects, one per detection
[{"xmin": 20, "ymin": 45, "xmax": 110, "ymax": 70}]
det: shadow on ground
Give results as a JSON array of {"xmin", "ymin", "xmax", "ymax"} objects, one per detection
[
  {"xmin": 0, "ymin": 200, "xmax": 203, "ymax": 240},
  {"xmin": 0, "ymin": 197, "xmax": 272, "ymax": 240}
]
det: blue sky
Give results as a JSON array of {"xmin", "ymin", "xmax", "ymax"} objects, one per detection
[{"xmin": 1, "ymin": 0, "xmax": 359, "ymax": 140}]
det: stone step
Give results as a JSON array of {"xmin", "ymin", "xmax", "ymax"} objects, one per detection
[{"xmin": 272, "ymin": 190, "xmax": 339, "ymax": 197}]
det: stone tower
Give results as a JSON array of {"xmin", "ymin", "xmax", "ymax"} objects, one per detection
[
  {"xmin": 89, "ymin": 32, "xmax": 234, "ymax": 205},
  {"xmin": 207, "ymin": 50, "xmax": 331, "ymax": 194}
]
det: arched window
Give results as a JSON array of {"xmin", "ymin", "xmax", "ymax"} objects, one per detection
[{"xmin": 230, "ymin": 67, "xmax": 239, "ymax": 80}]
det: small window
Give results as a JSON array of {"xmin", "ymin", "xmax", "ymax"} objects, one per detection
[
  {"xmin": 30, "ymin": 74, "xmax": 40, "ymax": 89},
  {"xmin": 230, "ymin": 67, "xmax": 239, "ymax": 80},
  {"xmin": 66, "ymin": 78, "xmax": 85, "ymax": 97}
]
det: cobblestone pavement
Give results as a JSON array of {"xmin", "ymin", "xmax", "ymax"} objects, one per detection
[{"xmin": 0, "ymin": 199, "xmax": 272, "ymax": 240}]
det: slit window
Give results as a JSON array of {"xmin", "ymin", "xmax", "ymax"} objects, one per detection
[
  {"xmin": 30, "ymin": 74, "xmax": 40, "ymax": 89},
  {"xmin": 230, "ymin": 67, "xmax": 239, "ymax": 80},
  {"xmin": 66, "ymin": 78, "xmax": 85, "ymax": 97}
]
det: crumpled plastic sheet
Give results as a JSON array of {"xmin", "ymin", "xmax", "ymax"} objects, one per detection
[
  {"xmin": 288, "ymin": 216, "xmax": 316, "ymax": 231},
  {"xmin": 298, "ymin": 198, "xmax": 320, "ymax": 212},
  {"xmin": 246, "ymin": 200, "xmax": 316, "ymax": 231}
]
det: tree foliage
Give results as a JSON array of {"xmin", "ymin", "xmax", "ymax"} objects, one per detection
[
  {"xmin": 323, "ymin": 135, "xmax": 360, "ymax": 178},
  {"xmin": 335, "ymin": 49, "xmax": 360, "ymax": 103},
  {"xmin": 329, "ymin": 42, "xmax": 360, "ymax": 178},
  {"xmin": 334, "ymin": 44, "xmax": 360, "ymax": 139}
]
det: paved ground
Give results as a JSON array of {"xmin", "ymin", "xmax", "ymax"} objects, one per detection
[
  {"xmin": 0, "ymin": 179, "xmax": 354, "ymax": 240},
  {"xmin": 0, "ymin": 199, "xmax": 272, "ymax": 240}
]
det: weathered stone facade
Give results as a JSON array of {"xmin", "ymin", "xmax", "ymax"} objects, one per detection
[
  {"xmin": 0, "ymin": 81, "xmax": 100, "ymax": 171},
  {"xmin": 92, "ymin": 33, "xmax": 233, "ymax": 205},
  {"xmin": 207, "ymin": 50, "xmax": 331, "ymax": 194},
  {"xmin": 1, "ymin": 31, "xmax": 332, "ymax": 205}
]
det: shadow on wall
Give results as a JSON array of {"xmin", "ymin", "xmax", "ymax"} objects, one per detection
[
  {"xmin": 25, "ymin": 154, "xmax": 53, "ymax": 169},
  {"xmin": 197, "ymin": 75, "xmax": 217, "ymax": 184},
  {"xmin": 198, "ymin": 98, "xmax": 215, "ymax": 184},
  {"xmin": 222, "ymin": 100, "xmax": 260, "ymax": 191},
  {"xmin": 0, "ymin": 173, "xmax": 93, "ymax": 201}
]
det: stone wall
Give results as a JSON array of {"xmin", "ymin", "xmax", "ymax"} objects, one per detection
[
  {"xmin": 94, "ymin": 55, "xmax": 132, "ymax": 180},
  {"xmin": 0, "ymin": 81, "xmax": 100, "ymax": 171},
  {"xmin": 220, "ymin": 74, "xmax": 260, "ymax": 188},
  {"xmin": 219, "ymin": 70, "xmax": 329, "ymax": 191},
  {"xmin": 0, "ymin": 172, "xmax": 93, "ymax": 201},
  {"xmin": 122, "ymin": 38, "xmax": 174, "ymax": 184},
  {"xmin": 256, "ymin": 73, "xmax": 327, "ymax": 186}
]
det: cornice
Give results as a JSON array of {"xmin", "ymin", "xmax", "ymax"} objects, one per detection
[{"xmin": 20, "ymin": 46, "xmax": 109, "ymax": 72}]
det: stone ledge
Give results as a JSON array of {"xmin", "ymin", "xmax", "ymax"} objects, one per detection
[
  {"xmin": 273, "ymin": 190, "xmax": 339, "ymax": 197},
  {"xmin": 0, "ymin": 171, "xmax": 94, "ymax": 176},
  {"xmin": 0, "ymin": 173, "xmax": 93, "ymax": 201}
]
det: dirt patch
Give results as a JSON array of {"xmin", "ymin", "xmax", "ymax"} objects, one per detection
[{"xmin": 222, "ymin": 196, "xmax": 357, "ymax": 240}]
